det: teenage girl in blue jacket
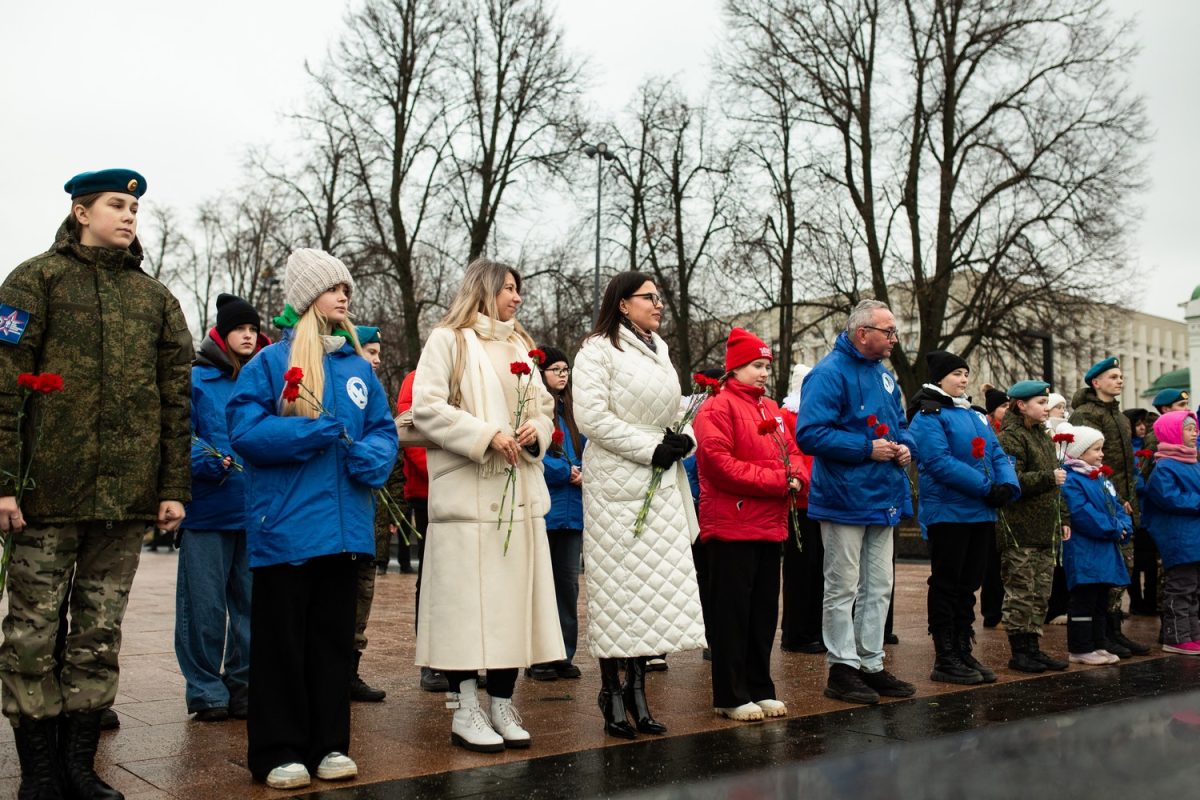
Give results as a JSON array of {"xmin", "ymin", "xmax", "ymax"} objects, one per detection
[{"xmin": 226, "ymin": 250, "xmax": 398, "ymax": 791}]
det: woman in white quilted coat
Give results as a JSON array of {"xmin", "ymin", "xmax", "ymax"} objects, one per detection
[
  {"xmin": 412, "ymin": 258, "xmax": 564, "ymax": 753},
  {"xmin": 572, "ymin": 271, "xmax": 707, "ymax": 740}
]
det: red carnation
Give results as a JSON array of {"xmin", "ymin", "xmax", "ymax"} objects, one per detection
[
  {"xmin": 874, "ymin": 423, "xmax": 890, "ymax": 438},
  {"xmin": 1089, "ymin": 468, "xmax": 1102, "ymax": 480},
  {"xmin": 1136, "ymin": 449, "xmax": 1153, "ymax": 458},
  {"xmin": 34, "ymin": 374, "xmax": 64, "ymax": 394},
  {"xmin": 1100, "ymin": 465, "xmax": 1114, "ymax": 477},
  {"xmin": 510, "ymin": 361, "xmax": 532, "ymax": 376},
  {"xmin": 867, "ymin": 414, "xmax": 879, "ymax": 427},
  {"xmin": 282, "ymin": 384, "xmax": 301, "ymax": 403},
  {"xmin": 971, "ymin": 436, "xmax": 986, "ymax": 459},
  {"xmin": 17, "ymin": 373, "xmax": 38, "ymax": 390},
  {"xmin": 528, "ymin": 349, "xmax": 546, "ymax": 365},
  {"xmin": 283, "ymin": 366, "xmax": 304, "ymax": 385},
  {"xmin": 1052, "ymin": 432, "xmax": 1075, "ymax": 444},
  {"xmin": 551, "ymin": 430, "xmax": 565, "ymax": 445},
  {"xmin": 757, "ymin": 418, "xmax": 778, "ymax": 435}
]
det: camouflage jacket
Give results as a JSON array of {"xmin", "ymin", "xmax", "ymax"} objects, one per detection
[
  {"xmin": 1069, "ymin": 387, "xmax": 1139, "ymax": 525},
  {"xmin": 996, "ymin": 412, "xmax": 1070, "ymax": 548},
  {"xmin": 0, "ymin": 219, "xmax": 193, "ymax": 524},
  {"xmin": 1139, "ymin": 430, "xmax": 1159, "ymax": 482}
]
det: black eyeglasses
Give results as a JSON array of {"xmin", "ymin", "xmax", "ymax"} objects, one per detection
[
  {"xmin": 861, "ymin": 325, "xmax": 900, "ymax": 340},
  {"xmin": 630, "ymin": 292, "xmax": 664, "ymax": 306},
  {"xmin": 544, "ymin": 367, "xmax": 570, "ymax": 376}
]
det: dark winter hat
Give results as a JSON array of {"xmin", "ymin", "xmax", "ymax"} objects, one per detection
[
  {"xmin": 925, "ymin": 350, "xmax": 969, "ymax": 386},
  {"xmin": 537, "ymin": 345, "xmax": 569, "ymax": 372},
  {"xmin": 64, "ymin": 168, "xmax": 147, "ymax": 198},
  {"xmin": 357, "ymin": 326, "xmax": 381, "ymax": 345},
  {"xmin": 1007, "ymin": 380, "xmax": 1050, "ymax": 401},
  {"xmin": 724, "ymin": 328, "xmax": 773, "ymax": 373},
  {"xmin": 215, "ymin": 293, "xmax": 261, "ymax": 340},
  {"xmin": 1152, "ymin": 388, "xmax": 1189, "ymax": 411},
  {"xmin": 1084, "ymin": 356, "xmax": 1120, "ymax": 386},
  {"xmin": 1123, "ymin": 408, "xmax": 1149, "ymax": 427},
  {"xmin": 984, "ymin": 386, "xmax": 1010, "ymax": 414}
]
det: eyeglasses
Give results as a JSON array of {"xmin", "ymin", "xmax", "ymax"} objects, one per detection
[
  {"xmin": 544, "ymin": 367, "xmax": 570, "ymax": 376},
  {"xmin": 861, "ymin": 325, "xmax": 900, "ymax": 340},
  {"xmin": 630, "ymin": 292, "xmax": 664, "ymax": 306}
]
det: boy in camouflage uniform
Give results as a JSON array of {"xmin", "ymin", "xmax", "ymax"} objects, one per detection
[
  {"xmin": 995, "ymin": 381, "xmax": 1071, "ymax": 673},
  {"xmin": 1068, "ymin": 357, "xmax": 1151, "ymax": 656},
  {"xmin": 0, "ymin": 170, "xmax": 192, "ymax": 800}
]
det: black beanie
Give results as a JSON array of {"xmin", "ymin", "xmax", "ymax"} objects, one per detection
[
  {"xmin": 985, "ymin": 387, "xmax": 1009, "ymax": 415},
  {"xmin": 925, "ymin": 350, "xmax": 969, "ymax": 386},
  {"xmin": 537, "ymin": 345, "xmax": 569, "ymax": 371},
  {"xmin": 215, "ymin": 293, "xmax": 261, "ymax": 340}
]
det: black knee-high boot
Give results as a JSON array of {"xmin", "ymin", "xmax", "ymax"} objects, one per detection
[
  {"xmin": 597, "ymin": 658, "xmax": 636, "ymax": 739},
  {"xmin": 623, "ymin": 657, "xmax": 667, "ymax": 735}
]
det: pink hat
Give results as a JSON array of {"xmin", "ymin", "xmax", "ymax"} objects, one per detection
[{"xmin": 1153, "ymin": 409, "xmax": 1198, "ymax": 447}]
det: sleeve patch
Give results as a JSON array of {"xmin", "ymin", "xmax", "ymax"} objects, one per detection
[{"xmin": 0, "ymin": 304, "xmax": 31, "ymax": 344}]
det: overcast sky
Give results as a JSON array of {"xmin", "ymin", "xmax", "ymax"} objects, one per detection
[{"xmin": 2, "ymin": 0, "xmax": 1195, "ymax": 322}]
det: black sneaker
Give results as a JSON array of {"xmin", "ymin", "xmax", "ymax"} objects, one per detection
[
  {"xmin": 524, "ymin": 663, "xmax": 558, "ymax": 681},
  {"xmin": 823, "ymin": 664, "xmax": 879, "ymax": 705},
  {"xmin": 99, "ymin": 708, "xmax": 121, "ymax": 730},
  {"xmin": 229, "ymin": 686, "xmax": 250, "ymax": 719},
  {"xmin": 859, "ymin": 667, "xmax": 915, "ymax": 697},
  {"xmin": 193, "ymin": 706, "xmax": 229, "ymax": 722},
  {"xmin": 782, "ymin": 641, "xmax": 827, "ymax": 654},
  {"xmin": 420, "ymin": 667, "xmax": 449, "ymax": 692},
  {"xmin": 552, "ymin": 661, "xmax": 582, "ymax": 679},
  {"xmin": 884, "ymin": 633, "xmax": 900, "ymax": 645}
]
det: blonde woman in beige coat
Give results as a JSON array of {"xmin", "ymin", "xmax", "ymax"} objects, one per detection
[{"xmin": 412, "ymin": 259, "xmax": 563, "ymax": 753}]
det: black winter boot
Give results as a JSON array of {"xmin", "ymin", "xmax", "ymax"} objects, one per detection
[
  {"xmin": 1107, "ymin": 611, "xmax": 1149, "ymax": 656},
  {"xmin": 1007, "ymin": 633, "xmax": 1047, "ymax": 673},
  {"xmin": 954, "ymin": 626, "xmax": 996, "ymax": 683},
  {"xmin": 350, "ymin": 652, "xmax": 386, "ymax": 702},
  {"xmin": 623, "ymin": 657, "xmax": 667, "ymax": 734},
  {"xmin": 1028, "ymin": 637, "xmax": 1069, "ymax": 671},
  {"xmin": 930, "ymin": 628, "xmax": 983, "ymax": 685},
  {"xmin": 14, "ymin": 717, "xmax": 63, "ymax": 800},
  {"xmin": 597, "ymin": 658, "xmax": 636, "ymax": 739},
  {"xmin": 59, "ymin": 712, "xmax": 122, "ymax": 799}
]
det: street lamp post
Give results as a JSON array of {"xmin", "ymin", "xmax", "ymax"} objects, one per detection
[
  {"xmin": 583, "ymin": 142, "xmax": 615, "ymax": 325},
  {"xmin": 1021, "ymin": 328, "xmax": 1055, "ymax": 386}
]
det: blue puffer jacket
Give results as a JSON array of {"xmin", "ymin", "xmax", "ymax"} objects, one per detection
[
  {"xmin": 226, "ymin": 332, "xmax": 399, "ymax": 568},
  {"xmin": 1143, "ymin": 458, "xmax": 1200, "ymax": 570},
  {"xmin": 543, "ymin": 403, "xmax": 585, "ymax": 531},
  {"xmin": 1062, "ymin": 469, "xmax": 1132, "ymax": 590},
  {"xmin": 907, "ymin": 388, "xmax": 1020, "ymax": 535},
  {"xmin": 796, "ymin": 332, "xmax": 918, "ymax": 525}
]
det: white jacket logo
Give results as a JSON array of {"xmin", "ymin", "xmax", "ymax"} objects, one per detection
[
  {"xmin": 882, "ymin": 373, "xmax": 895, "ymax": 393},
  {"xmin": 347, "ymin": 377, "xmax": 368, "ymax": 409}
]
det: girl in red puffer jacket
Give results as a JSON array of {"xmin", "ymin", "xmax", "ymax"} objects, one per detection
[{"xmin": 694, "ymin": 328, "xmax": 809, "ymax": 722}]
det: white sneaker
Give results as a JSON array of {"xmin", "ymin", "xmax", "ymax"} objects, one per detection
[
  {"xmin": 316, "ymin": 752, "xmax": 357, "ymax": 781},
  {"xmin": 489, "ymin": 697, "xmax": 531, "ymax": 748},
  {"xmin": 449, "ymin": 679, "xmax": 505, "ymax": 753},
  {"xmin": 1094, "ymin": 649, "xmax": 1121, "ymax": 664},
  {"xmin": 266, "ymin": 762, "xmax": 310, "ymax": 790},
  {"xmin": 1048, "ymin": 615, "xmax": 1068, "ymax": 625},
  {"xmin": 714, "ymin": 702, "xmax": 764, "ymax": 721},
  {"xmin": 1068, "ymin": 651, "xmax": 1111, "ymax": 666},
  {"xmin": 753, "ymin": 698, "xmax": 788, "ymax": 717}
]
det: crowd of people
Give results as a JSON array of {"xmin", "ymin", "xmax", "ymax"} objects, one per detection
[{"xmin": 1, "ymin": 170, "xmax": 1197, "ymax": 798}]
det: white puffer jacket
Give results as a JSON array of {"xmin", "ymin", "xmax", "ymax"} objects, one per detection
[{"xmin": 572, "ymin": 326, "xmax": 706, "ymax": 658}]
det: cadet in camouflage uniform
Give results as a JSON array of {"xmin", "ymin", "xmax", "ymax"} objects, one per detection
[
  {"xmin": 995, "ymin": 381, "xmax": 1071, "ymax": 674},
  {"xmin": 0, "ymin": 169, "xmax": 193, "ymax": 800},
  {"xmin": 1068, "ymin": 357, "xmax": 1151, "ymax": 656}
]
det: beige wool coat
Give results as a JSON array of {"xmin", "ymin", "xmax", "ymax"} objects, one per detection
[{"xmin": 412, "ymin": 314, "xmax": 565, "ymax": 670}]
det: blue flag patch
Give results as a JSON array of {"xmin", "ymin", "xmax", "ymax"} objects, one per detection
[{"xmin": 0, "ymin": 304, "xmax": 30, "ymax": 344}]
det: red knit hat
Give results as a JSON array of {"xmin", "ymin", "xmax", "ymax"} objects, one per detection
[{"xmin": 724, "ymin": 328, "xmax": 773, "ymax": 372}]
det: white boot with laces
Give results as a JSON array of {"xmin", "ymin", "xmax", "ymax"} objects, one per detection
[
  {"xmin": 489, "ymin": 697, "xmax": 531, "ymax": 748},
  {"xmin": 449, "ymin": 679, "xmax": 505, "ymax": 753}
]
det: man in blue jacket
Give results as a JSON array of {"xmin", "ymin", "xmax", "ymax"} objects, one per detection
[{"xmin": 797, "ymin": 300, "xmax": 918, "ymax": 705}]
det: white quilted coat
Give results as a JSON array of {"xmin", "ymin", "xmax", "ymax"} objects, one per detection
[
  {"xmin": 411, "ymin": 316, "xmax": 565, "ymax": 670},
  {"xmin": 572, "ymin": 326, "xmax": 706, "ymax": 658}
]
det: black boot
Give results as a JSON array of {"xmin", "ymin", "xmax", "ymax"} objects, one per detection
[
  {"xmin": 1007, "ymin": 633, "xmax": 1047, "ymax": 673},
  {"xmin": 1028, "ymin": 637, "xmax": 1069, "ymax": 671},
  {"xmin": 350, "ymin": 652, "xmax": 386, "ymax": 702},
  {"xmin": 14, "ymin": 717, "xmax": 63, "ymax": 800},
  {"xmin": 954, "ymin": 626, "xmax": 996, "ymax": 683},
  {"xmin": 1107, "ymin": 611, "xmax": 1149, "ymax": 656},
  {"xmin": 60, "ymin": 712, "xmax": 122, "ymax": 800},
  {"xmin": 623, "ymin": 657, "xmax": 667, "ymax": 734},
  {"xmin": 597, "ymin": 658, "xmax": 636, "ymax": 739},
  {"xmin": 930, "ymin": 628, "xmax": 983, "ymax": 685}
]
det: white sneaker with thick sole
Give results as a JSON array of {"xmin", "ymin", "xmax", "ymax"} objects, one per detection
[
  {"xmin": 489, "ymin": 697, "xmax": 531, "ymax": 748},
  {"xmin": 753, "ymin": 699, "xmax": 788, "ymax": 717},
  {"xmin": 1068, "ymin": 651, "xmax": 1111, "ymax": 666},
  {"xmin": 316, "ymin": 752, "xmax": 358, "ymax": 781},
  {"xmin": 450, "ymin": 679, "xmax": 505, "ymax": 753},
  {"xmin": 266, "ymin": 762, "xmax": 310, "ymax": 790},
  {"xmin": 714, "ymin": 702, "xmax": 764, "ymax": 721}
]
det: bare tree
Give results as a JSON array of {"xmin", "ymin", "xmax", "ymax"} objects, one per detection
[{"xmin": 140, "ymin": 206, "xmax": 193, "ymax": 285}]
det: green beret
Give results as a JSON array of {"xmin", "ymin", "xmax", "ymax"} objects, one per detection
[
  {"xmin": 1084, "ymin": 356, "xmax": 1120, "ymax": 385},
  {"xmin": 1153, "ymin": 388, "xmax": 1189, "ymax": 409},
  {"xmin": 357, "ymin": 326, "xmax": 380, "ymax": 345},
  {"xmin": 64, "ymin": 168, "xmax": 147, "ymax": 199},
  {"xmin": 1008, "ymin": 380, "xmax": 1051, "ymax": 400}
]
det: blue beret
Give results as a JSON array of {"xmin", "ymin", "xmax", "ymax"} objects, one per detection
[
  {"xmin": 356, "ymin": 326, "xmax": 380, "ymax": 345},
  {"xmin": 1084, "ymin": 356, "xmax": 1120, "ymax": 385},
  {"xmin": 1008, "ymin": 380, "xmax": 1051, "ymax": 400},
  {"xmin": 1153, "ymin": 388, "xmax": 1189, "ymax": 409},
  {"xmin": 64, "ymin": 169, "xmax": 147, "ymax": 199}
]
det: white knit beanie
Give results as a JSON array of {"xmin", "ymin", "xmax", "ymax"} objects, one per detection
[
  {"xmin": 284, "ymin": 249, "xmax": 354, "ymax": 315},
  {"xmin": 1047, "ymin": 392, "xmax": 1066, "ymax": 411},
  {"xmin": 1062, "ymin": 423, "xmax": 1105, "ymax": 459}
]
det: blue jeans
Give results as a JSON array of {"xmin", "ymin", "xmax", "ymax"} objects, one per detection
[
  {"xmin": 820, "ymin": 522, "xmax": 895, "ymax": 672},
  {"xmin": 175, "ymin": 529, "xmax": 252, "ymax": 711},
  {"xmin": 546, "ymin": 529, "xmax": 582, "ymax": 663}
]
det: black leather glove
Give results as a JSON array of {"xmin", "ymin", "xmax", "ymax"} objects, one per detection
[
  {"xmin": 651, "ymin": 443, "xmax": 680, "ymax": 469},
  {"xmin": 662, "ymin": 429, "xmax": 693, "ymax": 455},
  {"xmin": 984, "ymin": 484, "xmax": 1014, "ymax": 508}
]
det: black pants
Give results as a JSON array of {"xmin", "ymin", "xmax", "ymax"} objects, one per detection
[
  {"xmin": 1045, "ymin": 566, "xmax": 1069, "ymax": 622},
  {"xmin": 1130, "ymin": 529, "xmax": 1160, "ymax": 614},
  {"xmin": 781, "ymin": 509, "xmax": 824, "ymax": 647},
  {"xmin": 412, "ymin": 498, "xmax": 429, "ymax": 633},
  {"xmin": 926, "ymin": 522, "xmax": 992, "ymax": 632},
  {"xmin": 247, "ymin": 555, "xmax": 357, "ymax": 781},
  {"xmin": 707, "ymin": 540, "xmax": 780, "ymax": 708},
  {"xmin": 1067, "ymin": 583, "xmax": 1112, "ymax": 653},
  {"xmin": 1162, "ymin": 563, "xmax": 1200, "ymax": 644},
  {"xmin": 692, "ymin": 532, "xmax": 711, "ymax": 644},
  {"xmin": 444, "ymin": 668, "xmax": 517, "ymax": 698},
  {"xmin": 981, "ymin": 530, "xmax": 1004, "ymax": 623}
]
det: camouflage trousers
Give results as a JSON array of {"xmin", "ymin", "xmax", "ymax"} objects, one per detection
[
  {"xmin": 1000, "ymin": 545, "xmax": 1055, "ymax": 636},
  {"xmin": 354, "ymin": 558, "xmax": 376, "ymax": 653},
  {"xmin": 1108, "ymin": 540, "xmax": 1136, "ymax": 614},
  {"xmin": 0, "ymin": 521, "xmax": 145, "ymax": 720}
]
